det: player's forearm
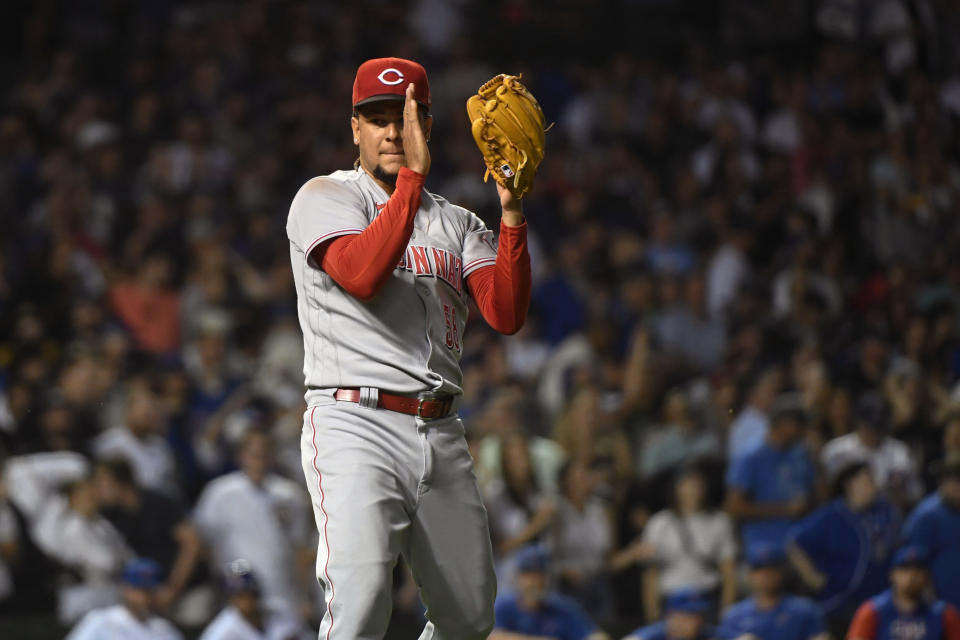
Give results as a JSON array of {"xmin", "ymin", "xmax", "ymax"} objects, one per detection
[
  {"xmin": 467, "ymin": 221, "xmax": 531, "ymax": 334},
  {"xmin": 642, "ymin": 567, "xmax": 661, "ymax": 621},
  {"xmin": 166, "ymin": 522, "xmax": 202, "ymax": 596},
  {"xmin": 320, "ymin": 167, "xmax": 424, "ymax": 300},
  {"xmin": 786, "ymin": 542, "xmax": 827, "ymax": 592}
]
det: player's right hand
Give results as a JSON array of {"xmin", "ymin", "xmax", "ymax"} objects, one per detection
[{"xmin": 403, "ymin": 83, "xmax": 430, "ymax": 175}]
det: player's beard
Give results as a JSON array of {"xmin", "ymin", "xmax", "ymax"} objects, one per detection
[{"xmin": 372, "ymin": 164, "xmax": 398, "ymax": 188}]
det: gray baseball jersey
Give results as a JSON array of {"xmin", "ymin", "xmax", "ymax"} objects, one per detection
[{"xmin": 286, "ymin": 166, "xmax": 497, "ymax": 402}]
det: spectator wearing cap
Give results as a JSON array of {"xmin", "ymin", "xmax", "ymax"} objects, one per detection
[
  {"xmin": 65, "ymin": 557, "xmax": 183, "ymax": 640},
  {"xmin": 717, "ymin": 544, "xmax": 828, "ymax": 640},
  {"xmin": 902, "ymin": 455, "xmax": 960, "ymax": 609},
  {"xmin": 726, "ymin": 393, "xmax": 818, "ymax": 558},
  {"xmin": 93, "ymin": 458, "xmax": 204, "ymax": 625},
  {"xmin": 199, "ymin": 559, "xmax": 305, "ymax": 640},
  {"xmin": 786, "ymin": 460, "xmax": 899, "ymax": 630},
  {"xmin": 623, "ymin": 588, "xmax": 716, "ymax": 640},
  {"xmin": 491, "ymin": 544, "xmax": 611, "ymax": 640},
  {"xmin": 847, "ymin": 545, "xmax": 960, "ymax": 640},
  {"xmin": 822, "ymin": 391, "xmax": 922, "ymax": 509}
]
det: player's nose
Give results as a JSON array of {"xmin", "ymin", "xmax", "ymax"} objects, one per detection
[{"xmin": 384, "ymin": 120, "xmax": 401, "ymax": 140}]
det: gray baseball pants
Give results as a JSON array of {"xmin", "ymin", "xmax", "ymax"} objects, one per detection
[{"xmin": 300, "ymin": 395, "xmax": 496, "ymax": 639}]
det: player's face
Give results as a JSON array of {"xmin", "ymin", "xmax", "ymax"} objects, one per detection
[
  {"xmin": 230, "ymin": 591, "xmax": 260, "ymax": 619},
  {"xmin": 665, "ymin": 611, "xmax": 704, "ymax": 639},
  {"xmin": 891, "ymin": 566, "xmax": 928, "ymax": 599},
  {"xmin": 352, "ymin": 101, "xmax": 432, "ymax": 184},
  {"xmin": 750, "ymin": 566, "xmax": 783, "ymax": 595},
  {"xmin": 941, "ymin": 476, "xmax": 960, "ymax": 508},
  {"xmin": 515, "ymin": 571, "xmax": 547, "ymax": 609},
  {"xmin": 122, "ymin": 586, "xmax": 155, "ymax": 620}
]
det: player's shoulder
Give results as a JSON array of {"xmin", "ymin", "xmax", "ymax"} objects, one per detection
[
  {"xmin": 724, "ymin": 597, "xmax": 755, "ymax": 618},
  {"xmin": 198, "ymin": 607, "xmax": 242, "ymax": 640},
  {"xmin": 543, "ymin": 591, "xmax": 587, "ymax": 616},
  {"xmin": 146, "ymin": 615, "xmax": 183, "ymax": 640},
  {"xmin": 628, "ymin": 620, "xmax": 667, "ymax": 640},
  {"xmin": 424, "ymin": 190, "xmax": 483, "ymax": 225},
  {"xmin": 200, "ymin": 470, "xmax": 248, "ymax": 497},
  {"xmin": 289, "ymin": 170, "xmax": 366, "ymax": 212},
  {"xmin": 264, "ymin": 473, "xmax": 306, "ymax": 500}
]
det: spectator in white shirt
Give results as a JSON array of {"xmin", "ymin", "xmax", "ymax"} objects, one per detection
[
  {"xmin": 548, "ymin": 458, "xmax": 614, "ymax": 623},
  {"xmin": 200, "ymin": 559, "xmax": 305, "ymax": 640},
  {"xmin": 3, "ymin": 451, "xmax": 132, "ymax": 623},
  {"xmin": 641, "ymin": 463, "xmax": 737, "ymax": 622},
  {"xmin": 193, "ymin": 429, "xmax": 313, "ymax": 626},
  {"xmin": 66, "ymin": 557, "xmax": 182, "ymax": 640},
  {"xmin": 93, "ymin": 381, "xmax": 179, "ymax": 497},
  {"xmin": 822, "ymin": 391, "xmax": 922, "ymax": 509}
]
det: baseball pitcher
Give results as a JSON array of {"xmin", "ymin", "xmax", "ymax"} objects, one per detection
[{"xmin": 286, "ymin": 57, "xmax": 542, "ymax": 639}]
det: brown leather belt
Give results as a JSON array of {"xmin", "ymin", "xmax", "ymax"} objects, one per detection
[{"xmin": 334, "ymin": 388, "xmax": 455, "ymax": 420}]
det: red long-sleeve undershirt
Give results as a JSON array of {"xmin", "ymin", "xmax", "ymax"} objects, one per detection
[{"xmin": 311, "ymin": 167, "xmax": 531, "ymax": 335}]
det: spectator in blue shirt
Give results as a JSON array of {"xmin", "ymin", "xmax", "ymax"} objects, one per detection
[
  {"xmin": 847, "ymin": 545, "xmax": 960, "ymax": 640},
  {"xmin": 492, "ymin": 545, "xmax": 610, "ymax": 640},
  {"xmin": 624, "ymin": 588, "xmax": 716, "ymax": 640},
  {"xmin": 726, "ymin": 393, "xmax": 818, "ymax": 557},
  {"xmin": 903, "ymin": 454, "xmax": 960, "ymax": 609},
  {"xmin": 786, "ymin": 461, "xmax": 899, "ymax": 625},
  {"xmin": 717, "ymin": 544, "xmax": 828, "ymax": 640},
  {"xmin": 726, "ymin": 368, "xmax": 781, "ymax": 463}
]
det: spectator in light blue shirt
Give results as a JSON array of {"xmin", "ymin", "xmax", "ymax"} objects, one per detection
[
  {"xmin": 727, "ymin": 368, "xmax": 781, "ymax": 462},
  {"xmin": 726, "ymin": 393, "xmax": 817, "ymax": 558}
]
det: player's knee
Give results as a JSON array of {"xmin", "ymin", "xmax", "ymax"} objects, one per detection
[{"xmin": 432, "ymin": 600, "xmax": 495, "ymax": 639}]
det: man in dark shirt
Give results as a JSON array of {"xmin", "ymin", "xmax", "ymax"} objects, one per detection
[{"xmin": 93, "ymin": 458, "xmax": 202, "ymax": 617}]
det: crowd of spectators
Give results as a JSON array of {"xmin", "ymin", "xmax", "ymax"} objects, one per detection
[{"xmin": 3, "ymin": 0, "xmax": 960, "ymax": 638}]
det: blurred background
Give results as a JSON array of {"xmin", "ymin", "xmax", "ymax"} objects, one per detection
[{"xmin": 1, "ymin": 0, "xmax": 960, "ymax": 638}]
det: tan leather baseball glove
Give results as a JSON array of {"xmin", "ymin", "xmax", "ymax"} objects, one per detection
[{"xmin": 466, "ymin": 74, "xmax": 548, "ymax": 199}]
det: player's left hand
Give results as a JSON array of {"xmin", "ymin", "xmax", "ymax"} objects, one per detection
[{"xmin": 496, "ymin": 181, "xmax": 524, "ymax": 227}]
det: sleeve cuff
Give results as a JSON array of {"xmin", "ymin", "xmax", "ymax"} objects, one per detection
[{"xmin": 397, "ymin": 166, "xmax": 427, "ymax": 187}]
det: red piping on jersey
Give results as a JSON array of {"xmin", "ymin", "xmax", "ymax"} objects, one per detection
[
  {"xmin": 314, "ymin": 167, "xmax": 425, "ymax": 299},
  {"xmin": 305, "ymin": 229, "xmax": 364, "ymax": 265},
  {"xmin": 310, "ymin": 407, "xmax": 336, "ymax": 639},
  {"xmin": 463, "ymin": 257, "xmax": 497, "ymax": 272}
]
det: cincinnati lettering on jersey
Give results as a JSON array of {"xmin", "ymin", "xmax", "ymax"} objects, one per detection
[{"xmin": 397, "ymin": 245, "xmax": 464, "ymax": 295}]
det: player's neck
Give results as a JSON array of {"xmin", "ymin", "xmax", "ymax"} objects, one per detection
[
  {"xmin": 753, "ymin": 592, "xmax": 781, "ymax": 610},
  {"xmin": 892, "ymin": 591, "xmax": 921, "ymax": 613},
  {"xmin": 361, "ymin": 163, "xmax": 398, "ymax": 196}
]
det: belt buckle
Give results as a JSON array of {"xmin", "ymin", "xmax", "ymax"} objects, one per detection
[{"xmin": 417, "ymin": 398, "xmax": 428, "ymax": 419}]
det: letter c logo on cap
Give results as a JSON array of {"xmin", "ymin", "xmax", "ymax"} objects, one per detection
[{"xmin": 377, "ymin": 68, "xmax": 405, "ymax": 85}]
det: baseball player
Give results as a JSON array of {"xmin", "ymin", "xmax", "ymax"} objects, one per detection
[
  {"xmin": 847, "ymin": 545, "xmax": 960, "ymax": 640},
  {"xmin": 623, "ymin": 589, "xmax": 716, "ymax": 640},
  {"xmin": 199, "ymin": 559, "xmax": 305, "ymax": 640},
  {"xmin": 286, "ymin": 57, "xmax": 532, "ymax": 639},
  {"xmin": 65, "ymin": 558, "xmax": 183, "ymax": 640}
]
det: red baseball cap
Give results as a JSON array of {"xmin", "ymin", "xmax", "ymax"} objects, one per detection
[{"xmin": 352, "ymin": 57, "xmax": 431, "ymax": 110}]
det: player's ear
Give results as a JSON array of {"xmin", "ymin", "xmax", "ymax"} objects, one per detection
[
  {"xmin": 351, "ymin": 114, "xmax": 360, "ymax": 145},
  {"xmin": 422, "ymin": 112, "xmax": 433, "ymax": 143}
]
